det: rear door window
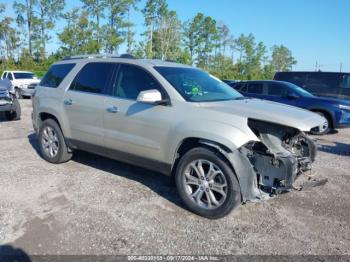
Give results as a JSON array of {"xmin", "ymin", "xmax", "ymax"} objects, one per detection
[
  {"xmin": 41, "ymin": 63, "xmax": 76, "ymax": 88},
  {"xmin": 70, "ymin": 63, "xmax": 115, "ymax": 94},
  {"xmin": 247, "ymin": 83, "xmax": 263, "ymax": 94}
]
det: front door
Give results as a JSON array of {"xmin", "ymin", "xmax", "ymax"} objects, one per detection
[{"xmin": 103, "ymin": 64, "xmax": 174, "ymax": 163}]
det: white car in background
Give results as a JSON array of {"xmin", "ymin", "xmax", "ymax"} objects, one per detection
[{"xmin": 1, "ymin": 70, "xmax": 40, "ymax": 98}]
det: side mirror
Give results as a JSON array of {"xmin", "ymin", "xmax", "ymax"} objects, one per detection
[
  {"xmin": 136, "ymin": 89, "xmax": 168, "ymax": 105},
  {"xmin": 286, "ymin": 93, "xmax": 299, "ymax": 99}
]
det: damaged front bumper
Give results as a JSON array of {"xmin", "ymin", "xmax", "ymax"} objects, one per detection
[{"xmin": 228, "ymin": 119, "xmax": 320, "ymax": 202}]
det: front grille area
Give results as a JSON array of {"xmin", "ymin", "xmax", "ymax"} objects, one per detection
[{"xmin": 28, "ymin": 83, "xmax": 38, "ymax": 89}]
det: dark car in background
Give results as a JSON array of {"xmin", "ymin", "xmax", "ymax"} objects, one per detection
[
  {"xmin": 274, "ymin": 71, "xmax": 350, "ymax": 100},
  {"xmin": 229, "ymin": 80, "xmax": 350, "ymax": 135},
  {"xmin": 222, "ymin": 79, "xmax": 237, "ymax": 86}
]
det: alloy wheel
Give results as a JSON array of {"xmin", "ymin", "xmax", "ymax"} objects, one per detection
[
  {"xmin": 182, "ymin": 159, "xmax": 228, "ymax": 210},
  {"xmin": 41, "ymin": 126, "xmax": 59, "ymax": 158}
]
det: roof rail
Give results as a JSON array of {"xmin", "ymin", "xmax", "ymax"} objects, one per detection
[{"xmin": 62, "ymin": 54, "xmax": 136, "ymax": 60}]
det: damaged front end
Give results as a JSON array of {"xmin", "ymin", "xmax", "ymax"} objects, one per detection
[{"xmin": 229, "ymin": 119, "xmax": 319, "ymax": 202}]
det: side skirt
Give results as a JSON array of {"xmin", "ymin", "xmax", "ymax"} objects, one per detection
[{"xmin": 66, "ymin": 139, "xmax": 172, "ymax": 176}]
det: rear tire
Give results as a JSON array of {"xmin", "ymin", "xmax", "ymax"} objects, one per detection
[
  {"xmin": 175, "ymin": 147, "xmax": 241, "ymax": 219},
  {"xmin": 38, "ymin": 119, "xmax": 72, "ymax": 163},
  {"xmin": 310, "ymin": 112, "xmax": 330, "ymax": 135}
]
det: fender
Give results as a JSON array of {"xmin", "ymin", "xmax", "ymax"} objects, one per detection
[{"xmin": 167, "ymin": 119, "xmax": 259, "ymax": 164}]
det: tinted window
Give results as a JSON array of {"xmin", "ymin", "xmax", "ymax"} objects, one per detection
[
  {"xmin": 306, "ymin": 73, "xmax": 338, "ymax": 89},
  {"xmin": 247, "ymin": 83, "xmax": 263, "ymax": 94},
  {"xmin": 71, "ymin": 63, "xmax": 115, "ymax": 94},
  {"xmin": 155, "ymin": 67, "xmax": 243, "ymax": 102},
  {"xmin": 114, "ymin": 64, "xmax": 162, "ymax": 100},
  {"xmin": 267, "ymin": 83, "xmax": 285, "ymax": 96},
  {"xmin": 340, "ymin": 75, "xmax": 350, "ymax": 89},
  {"xmin": 41, "ymin": 64, "xmax": 75, "ymax": 88},
  {"xmin": 13, "ymin": 72, "xmax": 35, "ymax": 79},
  {"xmin": 275, "ymin": 72, "xmax": 307, "ymax": 87},
  {"xmin": 7, "ymin": 73, "xmax": 13, "ymax": 80},
  {"xmin": 234, "ymin": 83, "xmax": 246, "ymax": 92}
]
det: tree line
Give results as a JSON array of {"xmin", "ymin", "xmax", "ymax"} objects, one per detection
[{"xmin": 0, "ymin": 0, "xmax": 297, "ymax": 79}]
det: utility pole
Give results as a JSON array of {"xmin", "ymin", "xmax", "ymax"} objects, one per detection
[{"xmin": 340, "ymin": 63, "xmax": 342, "ymax": 72}]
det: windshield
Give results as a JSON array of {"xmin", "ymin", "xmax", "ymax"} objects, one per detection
[
  {"xmin": 13, "ymin": 72, "xmax": 35, "ymax": 79},
  {"xmin": 284, "ymin": 82, "xmax": 314, "ymax": 98},
  {"xmin": 155, "ymin": 66, "xmax": 243, "ymax": 102}
]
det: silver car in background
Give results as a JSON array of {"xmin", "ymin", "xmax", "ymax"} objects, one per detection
[{"xmin": 32, "ymin": 55, "xmax": 325, "ymax": 218}]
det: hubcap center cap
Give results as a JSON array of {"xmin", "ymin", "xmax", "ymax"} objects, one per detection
[{"xmin": 202, "ymin": 181, "xmax": 209, "ymax": 189}]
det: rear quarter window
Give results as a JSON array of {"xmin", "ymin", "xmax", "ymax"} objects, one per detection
[{"xmin": 40, "ymin": 63, "xmax": 76, "ymax": 88}]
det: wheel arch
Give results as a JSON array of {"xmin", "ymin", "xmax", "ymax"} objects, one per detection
[
  {"xmin": 171, "ymin": 137, "xmax": 235, "ymax": 176},
  {"xmin": 171, "ymin": 137, "xmax": 244, "ymax": 202},
  {"xmin": 38, "ymin": 112, "xmax": 63, "ymax": 132},
  {"xmin": 309, "ymin": 108, "xmax": 335, "ymax": 128}
]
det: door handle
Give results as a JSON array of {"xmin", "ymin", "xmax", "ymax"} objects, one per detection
[
  {"xmin": 106, "ymin": 106, "xmax": 119, "ymax": 113},
  {"xmin": 64, "ymin": 99, "xmax": 73, "ymax": 106}
]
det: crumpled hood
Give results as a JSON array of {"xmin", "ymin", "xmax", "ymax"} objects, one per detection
[{"xmin": 200, "ymin": 98, "xmax": 326, "ymax": 132}]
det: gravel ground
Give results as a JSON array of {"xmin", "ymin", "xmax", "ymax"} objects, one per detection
[{"xmin": 0, "ymin": 99, "xmax": 349, "ymax": 256}]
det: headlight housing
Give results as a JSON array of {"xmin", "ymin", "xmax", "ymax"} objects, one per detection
[{"xmin": 339, "ymin": 104, "xmax": 350, "ymax": 111}]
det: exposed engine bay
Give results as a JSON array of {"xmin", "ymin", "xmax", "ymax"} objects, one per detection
[{"xmin": 227, "ymin": 119, "xmax": 322, "ymax": 202}]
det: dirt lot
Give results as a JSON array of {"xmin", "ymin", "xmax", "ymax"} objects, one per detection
[{"xmin": 0, "ymin": 100, "xmax": 349, "ymax": 256}]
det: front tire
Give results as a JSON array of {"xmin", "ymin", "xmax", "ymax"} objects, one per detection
[
  {"xmin": 38, "ymin": 119, "xmax": 72, "ymax": 163},
  {"xmin": 15, "ymin": 88, "xmax": 22, "ymax": 99},
  {"xmin": 175, "ymin": 147, "xmax": 241, "ymax": 219},
  {"xmin": 5, "ymin": 100, "xmax": 21, "ymax": 121}
]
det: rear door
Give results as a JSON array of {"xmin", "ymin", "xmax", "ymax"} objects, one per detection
[
  {"xmin": 103, "ymin": 63, "xmax": 174, "ymax": 163},
  {"xmin": 62, "ymin": 62, "xmax": 115, "ymax": 147}
]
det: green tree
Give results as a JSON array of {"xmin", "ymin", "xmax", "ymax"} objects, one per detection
[
  {"xmin": 13, "ymin": 0, "xmax": 37, "ymax": 56},
  {"xmin": 183, "ymin": 13, "xmax": 203, "ymax": 64},
  {"xmin": 58, "ymin": 8, "xmax": 98, "ymax": 56},
  {"xmin": 142, "ymin": 0, "xmax": 167, "ymax": 58},
  {"xmin": 154, "ymin": 10, "xmax": 181, "ymax": 60},
  {"xmin": 233, "ymin": 34, "xmax": 267, "ymax": 79},
  {"xmin": 270, "ymin": 44, "xmax": 297, "ymax": 72},
  {"xmin": 35, "ymin": 0, "xmax": 65, "ymax": 59},
  {"xmin": 102, "ymin": 0, "xmax": 138, "ymax": 54},
  {"xmin": 183, "ymin": 13, "xmax": 218, "ymax": 69},
  {"xmin": 0, "ymin": 4, "xmax": 20, "ymax": 59},
  {"xmin": 81, "ymin": 0, "xmax": 106, "ymax": 52}
]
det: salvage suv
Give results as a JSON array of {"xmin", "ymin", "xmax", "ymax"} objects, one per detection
[{"xmin": 32, "ymin": 55, "xmax": 325, "ymax": 219}]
